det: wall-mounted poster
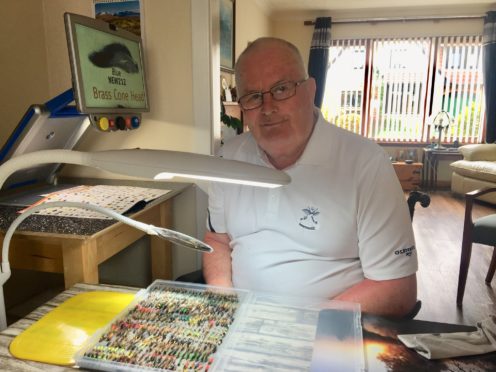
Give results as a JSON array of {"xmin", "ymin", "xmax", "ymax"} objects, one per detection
[
  {"xmin": 220, "ymin": 0, "xmax": 235, "ymax": 71},
  {"xmin": 94, "ymin": 0, "xmax": 142, "ymax": 37}
]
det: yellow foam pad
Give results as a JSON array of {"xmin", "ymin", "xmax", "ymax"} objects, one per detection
[{"xmin": 9, "ymin": 291, "xmax": 135, "ymax": 366}]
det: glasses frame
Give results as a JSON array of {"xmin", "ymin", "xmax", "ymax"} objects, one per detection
[{"xmin": 237, "ymin": 79, "xmax": 308, "ymax": 110}]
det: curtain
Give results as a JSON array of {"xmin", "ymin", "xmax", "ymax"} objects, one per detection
[
  {"xmin": 484, "ymin": 11, "xmax": 496, "ymax": 143},
  {"xmin": 308, "ymin": 17, "xmax": 331, "ymax": 108}
]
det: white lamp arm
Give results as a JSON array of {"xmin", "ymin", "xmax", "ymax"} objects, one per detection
[
  {"xmin": 0, "ymin": 149, "xmax": 290, "ymax": 189},
  {"xmin": 0, "ymin": 150, "xmax": 89, "ymax": 188}
]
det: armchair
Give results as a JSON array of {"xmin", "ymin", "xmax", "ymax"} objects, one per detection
[
  {"xmin": 456, "ymin": 187, "xmax": 496, "ymax": 306},
  {"xmin": 451, "ymin": 144, "xmax": 496, "ymax": 204}
]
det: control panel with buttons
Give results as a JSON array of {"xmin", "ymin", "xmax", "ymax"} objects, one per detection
[{"xmin": 89, "ymin": 114, "xmax": 141, "ymax": 132}]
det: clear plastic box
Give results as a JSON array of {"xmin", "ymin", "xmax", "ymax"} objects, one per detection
[{"xmin": 75, "ymin": 280, "xmax": 364, "ymax": 371}]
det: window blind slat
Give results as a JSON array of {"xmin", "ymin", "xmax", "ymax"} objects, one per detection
[{"xmin": 322, "ymin": 33, "xmax": 484, "ymax": 143}]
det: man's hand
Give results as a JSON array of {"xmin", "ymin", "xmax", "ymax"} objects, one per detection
[
  {"xmin": 202, "ymin": 231, "xmax": 233, "ymax": 287},
  {"xmin": 332, "ymin": 274, "xmax": 417, "ymax": 318}
]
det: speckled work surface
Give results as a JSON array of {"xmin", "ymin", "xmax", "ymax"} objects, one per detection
[
  {"xmin": 0, "ymin": 205, "xmax": 115, "ymax": 236},
  {"xmin": 0, "ymin": 180, "xmax": 191, "ymax": 237}
]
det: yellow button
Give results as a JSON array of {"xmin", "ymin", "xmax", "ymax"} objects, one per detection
[{"xmin": 97, "ymin": 117, "xmax": 110, "ymax": 131}]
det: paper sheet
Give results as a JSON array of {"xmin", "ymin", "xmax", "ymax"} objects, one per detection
[{"xmin": 19, "ymin": 185, "xmax": 170, "ymax": 219}]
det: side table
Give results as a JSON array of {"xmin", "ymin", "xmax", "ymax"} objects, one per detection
[
  {"xmin": 392, "ymin": 162, "xmax": 423, "ymax": 191},
  {"xmin": 422, "ymin": 148, "xmax": 463, "ymax": 190}
]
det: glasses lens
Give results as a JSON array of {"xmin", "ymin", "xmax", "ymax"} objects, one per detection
[
  {"xmin": 270, "ymin": 81, "xmax": 297, "ymax": 101},
  {"xmin": 240, "ymin": 92, "xmax": 263, "ymax": 110},
  {"xmin": 239, "ymin": 80, "xmax": 302, "ymax": 110}
]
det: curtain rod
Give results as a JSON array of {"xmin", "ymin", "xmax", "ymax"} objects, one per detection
[{"xmin": 303, "ymin": 14, "xmax": 485, "ymax": 26}]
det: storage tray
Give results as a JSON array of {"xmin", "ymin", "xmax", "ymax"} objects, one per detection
[
  {"xmin": 75, "ymin": 280, "xmax": 364, "ymax": 371},
  {"xmin": 75, "ymin": 280, "xmax": 249, "ymax": 371}
]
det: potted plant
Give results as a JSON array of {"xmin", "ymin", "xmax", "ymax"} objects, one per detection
[{"xmin": 221, "ymin": 102, "xmax": 243, "ymax": 134}]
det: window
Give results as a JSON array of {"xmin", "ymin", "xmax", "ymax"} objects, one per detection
[{"xmin": 322, "ymin": 35, "xmax": 485, "ymax": 144}]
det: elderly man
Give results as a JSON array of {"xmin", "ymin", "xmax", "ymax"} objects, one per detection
[{"xmin": 203, "ymin": 37, "xmax": 417, "ymax": 317}]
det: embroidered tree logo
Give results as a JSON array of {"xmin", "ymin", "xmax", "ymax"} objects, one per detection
[{"xmin": 299, "ymin": 207, "xmax": 320, "ymax": 230}]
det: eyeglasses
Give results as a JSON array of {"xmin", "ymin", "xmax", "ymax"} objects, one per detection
[{"xmin": 238, "ymin": 79, "xmax": 307, "ymax": 110}]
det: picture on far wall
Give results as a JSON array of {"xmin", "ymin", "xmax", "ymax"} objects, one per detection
[
  {"xmin": 220, "ymin": 0, "xmax": 235, "ymax": 72},
  {"xmin": 94, "ymin": 0, "xmax": 142, "ymax": 37}
]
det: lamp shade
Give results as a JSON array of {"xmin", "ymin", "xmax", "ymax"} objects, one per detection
[
  {"xmin": 428, "ymin": 110, "xmax": 453, "ymax": 129},
  {"xmin": 0, "ymin": 149, "xmax": 291, "ymax": 189}
]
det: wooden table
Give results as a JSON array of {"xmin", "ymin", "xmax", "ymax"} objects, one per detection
[
  {"xmin": 1, "ymin": 283, "xmax": 495, "ymax": 371},
  {"xmin": 0, "ymin": 180, "xmax": 192, "ymax": 289},
  {"xmin": 422, "ymin": 148, "xmax": 463, "ymax": 190}
]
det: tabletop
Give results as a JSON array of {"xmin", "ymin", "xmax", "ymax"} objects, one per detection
[
  {"xmin": 0, "ymin": 179, "xmax": 192, "ymax": 236},
  {"xmin": 1, "ymin": 283, "xmax": 495, "ymax": 371}
]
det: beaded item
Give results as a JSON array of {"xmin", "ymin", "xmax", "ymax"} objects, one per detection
[{"xmin": 81, "ymin": 284, "xmax": 239, "ymax": 371}]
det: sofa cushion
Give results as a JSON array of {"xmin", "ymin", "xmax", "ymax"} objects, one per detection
[
  {"xmin": 459, "ymin": 144, "xmax": 496, "ymax": 161},
  {"xmin": 450, "ymin": 160, "xmax": 496, "ymax": 183},
  {"xmin": 451, "ymin": 172, "xmax": 496, "ymax": 204}
]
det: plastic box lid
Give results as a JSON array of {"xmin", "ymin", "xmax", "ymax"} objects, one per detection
[{"xmin": 75, "ymin": 280, "xmax": 364, "ymax": 372}]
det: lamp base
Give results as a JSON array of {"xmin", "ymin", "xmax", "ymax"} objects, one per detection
[{"xmin": 433, "ymin": 144, "xmax": 447, "ymax": 150}]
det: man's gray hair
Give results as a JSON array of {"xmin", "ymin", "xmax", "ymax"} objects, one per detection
[{"xmin": 234, "ymin": 37, "xmax": 308, "ymax": 89}]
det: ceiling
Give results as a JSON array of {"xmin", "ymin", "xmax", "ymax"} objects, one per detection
[{"xmin": 258, "ymin": 0, "xmax": 496, "ymax": 19}]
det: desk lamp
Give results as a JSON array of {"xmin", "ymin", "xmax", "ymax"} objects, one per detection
[
  {"xmin": 429, "ymin": 111, "xmax": 454, "ymax": 150},
  {"xmin": 0, "ymin": 148, "xmax": 291, "ymax": 330}
]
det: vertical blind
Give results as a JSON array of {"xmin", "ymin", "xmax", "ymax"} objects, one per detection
[{"xmin": 322, "ymin": 35, "xmax": 485, "ymax": 143}]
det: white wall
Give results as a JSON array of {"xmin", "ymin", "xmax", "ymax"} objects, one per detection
[
  {"xmin": 235, "ymin": 0, "xmax": 272, "ymax": 63},
  {"xmin": 0, "ymin": 1, "xmax": 49, "ymax": 148},
  {"xmin": 42, "ymin": 0, "xmax": 92, "ymax": 97}
]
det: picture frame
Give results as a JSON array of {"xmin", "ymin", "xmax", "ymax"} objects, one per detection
[
  {"xmin": 94, "ymin": 0, "xmax": 142, "ymax": 37},
  {"xmin": 220, "ymin": 0, "xmax": 235, "ymax": 72}
]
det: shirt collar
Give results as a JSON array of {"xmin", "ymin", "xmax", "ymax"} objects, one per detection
[
  {"xmin": 296, "ymin": 107, "xmax": 325, "ymax": 166},
  {"xmin": 254, "ymin": 107, "xmax": 325, "ymax": 168}
]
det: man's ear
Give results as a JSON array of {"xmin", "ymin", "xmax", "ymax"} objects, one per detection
[{"xmin": 306, "ymin": 77, "xmax": 317, "ymax": 101}]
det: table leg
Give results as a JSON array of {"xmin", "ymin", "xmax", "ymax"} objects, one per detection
[
  {"xmin": 151, "ymin": 200, "xmax": 173, "ymax": 280},
  {"xmin": 421, "ymin": 152, "xmax": 426, "ymax": 188},
  {"xmin": 433, "ymin": 157, "xmax": 439, "ymax": 191},
  {"xmin": 429, "ymin": 156, "xmax": 435, "ymax": 190},
  {"xmin": 422, "ymin": 151, "xmax": 434, "ymax": 190},
  {"xmin": 62, "ymin": 239, "xmax": 98, "ymax": 289}
]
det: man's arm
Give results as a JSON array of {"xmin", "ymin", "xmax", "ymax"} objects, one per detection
[
  {"xmin": 333, "ymin": 274, "xmax": 417, "ymax": 318},
  {"xmin": 202, "ymin": 231, "xmax": 233, "ymax": 287}
]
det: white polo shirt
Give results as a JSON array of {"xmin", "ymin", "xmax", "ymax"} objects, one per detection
[{"xmin": 207, "ymin": 109, "xmax": 417, "ymax": 298}]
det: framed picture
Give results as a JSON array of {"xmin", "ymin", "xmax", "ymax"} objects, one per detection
[
  {"xmin": 220, "ymin": 0, "xmax": 235, "ymax": 72},
  {"xmin": 94, "ymin": 0, "xmax": 142, "ymax": 37}
]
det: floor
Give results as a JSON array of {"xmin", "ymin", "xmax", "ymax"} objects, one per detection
[{"xmin": 413, "ymin": 191, "xmax": 496, "ymax": 325}]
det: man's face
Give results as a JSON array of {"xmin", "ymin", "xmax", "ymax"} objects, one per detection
[{"xmin": 236, "ymin": 45, "xmax": 316, "ymax": 169}]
